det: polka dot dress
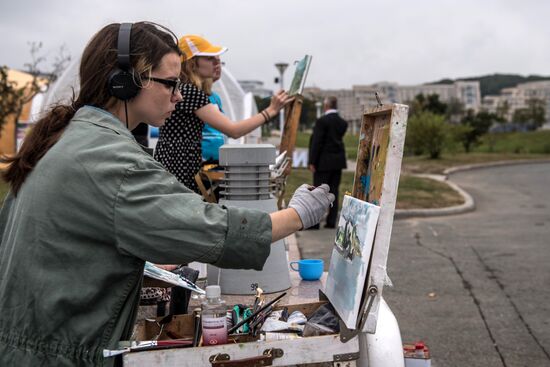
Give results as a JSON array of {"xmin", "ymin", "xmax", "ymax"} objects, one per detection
[{"xmin": 155, "ymin": 83, "xmax": 210, "ymax": 193}]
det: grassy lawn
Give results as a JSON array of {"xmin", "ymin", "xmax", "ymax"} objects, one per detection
[
  {"xmin": 402, "ymin": 152, "xmax": 549, "ymax": 175},
  {"xmin": 4, "ymin": 130, "xmax": 547, "ymax": 210},
  {"xmin": 283, "ymin": 168, "xmax": 463, "ymax": 210},
  {"xmin": 396, "ymin": 175, "xmax": 464, "ymax": 209},
  {"xmin": 475, "ymin": 130, "xmax": 550, "ymax": 154},
  {"xmin": 283, "ymin": 169, "xmax": 354, "ymax": 210},
  {"xmin": 0, "ymin": 169, "xmax": 461, "ymax": 211},
  {"xmin": 296, "ymin": 130, "xmax": 550, "ymax": 175},
  {"xmin": 295, "ymin": 131, "xmax": 360, "ymax": 160}
]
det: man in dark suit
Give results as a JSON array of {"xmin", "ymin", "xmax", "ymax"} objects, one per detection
[{"xmin": 308, "ymin": 96, "xmax": 348, "ymax": 229}]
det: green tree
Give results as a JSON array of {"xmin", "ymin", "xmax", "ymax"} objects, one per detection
[
  {"xmin": 409, "ymin": 93, "xmax": 448, "ymax": 117},
  {"xmin": 404, "ymin": 110, "xmax": 426, "ymax": 156},
  {"xmin": 425, "ymin": 94, "xmax": 447, "ymax": 115},
  {"xmin": 459, "ymin": 110, "xmax": 497, "ymax": 152},
  {"xmin": 254, "ymin": 95, "xmax": 273, "ymax": 136},
  {"xmin": 299, "ymin": 97, "xmax": 317, "ymax": 131},
  {"xmin": 254, "ymin": 95, "xmax": 271, "ymax": 112},
  {"xmin": 526, "ymin": 98, "xmax": 546, "ymax": 129},
  {"xmin": 495, "ymin": 100, "xmax": 510, "ymax": 122},
  {"xmin": 405, "ymin": 111, "xmax": 448, "ymax": 159},
  {"xmin": 0, "ymin": 42, "xmax": 70, "ymax": 139},
  {"xmin": 512, "ymin": 108, "xmax": 530, "ymax": 127},
  {"xmin": 512, "ymin": 98, "xmax": 546, "ymax": 130},
  {"xmin": 445, "ymin": 97, "xmax": 465, "ymax": 123},
  {"xmin": 254, "ymin": 95, "xmax": 318, "ymax": 135},
  {"xmin": 407, "ymin": 94, "xmax": 425, "ymax": 117},
  {"xmin": 0, "ymin": 66, "xmax": 28, "ymax": 137},
  {"xmin": 448, "ymin": 123, "xmax": 474, "ymax": 152}
]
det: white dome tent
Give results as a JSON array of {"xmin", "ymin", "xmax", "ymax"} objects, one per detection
[{"xmin": 40, "ymin": 55, "xmax": 261, "ymax": 149}]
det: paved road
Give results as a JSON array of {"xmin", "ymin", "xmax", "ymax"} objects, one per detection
[{"xmin": 296, "ymin": 162, "xmax": 550, "ymax": 366}]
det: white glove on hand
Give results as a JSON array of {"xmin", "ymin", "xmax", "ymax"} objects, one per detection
[{"xmin": 288, "ymin": 184, "xmax": 335, "ymax": 229}]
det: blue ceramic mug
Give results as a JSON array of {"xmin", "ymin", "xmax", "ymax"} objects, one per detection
[{"xmin": 289, "ymin": 259, "xmax": 324, "ymax": 281}]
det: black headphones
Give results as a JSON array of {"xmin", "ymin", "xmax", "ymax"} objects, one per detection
[{"xmin": 108, "ymin": 23, "xmax": 141, "ymax": 100}]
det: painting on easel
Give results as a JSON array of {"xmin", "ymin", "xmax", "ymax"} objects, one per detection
[
  {"xmin": 325, "ymin": 195, "xmax": 380, "ymax": 329},
  {"xmin": 287, "ymin": 55, "xmax": 312, "ymax": 96}
]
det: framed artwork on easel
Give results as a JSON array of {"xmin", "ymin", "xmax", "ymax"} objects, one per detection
[
  {"xmin": 273, "ymin": 55, "xmax": 312, "ymax": 208},
  {"xmin": 279, "ymin": 55, "xmax": 313, "ymax": 159},
  {"xmin": 325, "ymin": 195, "xmax": 380, "ymax": 329},
  {"xmin": 324, "ymin": 103, "xmax": 409, "ymax": 335},
  {"xmin": 287, "ymin": 55, "xmax": 312, "ymax": 96}
]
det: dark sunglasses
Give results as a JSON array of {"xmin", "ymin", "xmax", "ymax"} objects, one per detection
[{"xmin": 145, "ymin": 77, "xmax": 182, "ymax": 95}]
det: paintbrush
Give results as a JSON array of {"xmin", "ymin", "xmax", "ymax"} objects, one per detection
[
  {"xmin": 192, "ymin": 308, "xmax": 202, "ymax": 347},
  {"xmin": 252, "ymin": 287, "xmax": 264, "ymax": 315},
  {"xmin": 228, "ymin": 292, "xmax": 287, "ymax": 334},
  {"xmin": 249, "ymin": 305, "xmax": 274, "ymax": 337},
  {"xmin": 103, "ymin": 340, "xmax": 193, "ymax": 357}
]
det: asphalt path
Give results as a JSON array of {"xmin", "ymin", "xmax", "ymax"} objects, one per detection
[{"xmin": 296, "ymin": 162, "xmax": 550, "ymax": 366}]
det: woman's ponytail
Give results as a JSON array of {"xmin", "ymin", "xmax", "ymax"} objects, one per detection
[{"xmin": 1, "ymin": 100, "xmax": 82, "ymax": 196}]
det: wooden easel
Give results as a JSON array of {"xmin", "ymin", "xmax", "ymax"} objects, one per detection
[
  {"xmin": 274, "ymin": 95, "xmax": 304, "ymax": 208},
  {"xmin": 279, "ymin": 95, "xmax": 304, "ymax": 175},
  {"xmin": 340, "ymin": 103, "xmax": 409, "ymax": 337}
]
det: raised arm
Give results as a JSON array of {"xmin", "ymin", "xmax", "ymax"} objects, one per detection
[{"xmin": 195, "ymin": 90, "xmax": 293, "ymax": 139}]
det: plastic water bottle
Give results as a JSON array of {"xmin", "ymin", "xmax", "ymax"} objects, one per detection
[{"xmin": 201, "ymin": 285, "xmax": 228, "ymax": 345}]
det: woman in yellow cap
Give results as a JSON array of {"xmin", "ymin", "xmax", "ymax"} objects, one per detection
[{"xmin": 155, "ymin": 34, "xmax": 292, "ymax": 193}]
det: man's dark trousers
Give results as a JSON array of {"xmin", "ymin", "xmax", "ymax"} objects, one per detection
[
  {"xmin": 313, "ymin": 170, "xmax": 341, "ymax": 227},
  {"xmin": 308, "ymin": 111, "xmax": 348, "ymax": 228}
]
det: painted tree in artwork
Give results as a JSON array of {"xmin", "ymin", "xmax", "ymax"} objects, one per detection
[{"xmin": 336, "ymin": 199, "xmax": 365, "ymax": 261}]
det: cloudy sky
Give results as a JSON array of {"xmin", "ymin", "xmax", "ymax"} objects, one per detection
[{"xmin": 1, "ymin": 0, "xmax": 548, "ymax": 90}]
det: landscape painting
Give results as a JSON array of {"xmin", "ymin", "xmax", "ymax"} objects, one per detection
[
  {"xmin": 324, "ymin": 195, "xmax": 380, "ymax": 329},
  {"xmin": 288, "ymin": 55, "xmax": 312, "ymax": 96}
]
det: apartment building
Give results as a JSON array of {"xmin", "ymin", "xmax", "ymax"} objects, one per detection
[
  {"xmin": 303, "ymin": 87, "xmax": 363, "ymax": 133},
  {"xmin": 482, "ymin": 81, "xmax": 550, "ymax": 123},
  {"xmin": 304, "ymin": 81, "xmax": 482, "ymax": 131}
]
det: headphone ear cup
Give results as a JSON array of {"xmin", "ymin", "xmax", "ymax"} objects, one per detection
[{"xmin": 108, "ymin": 69, "xmax": 141, "ymax": 100}]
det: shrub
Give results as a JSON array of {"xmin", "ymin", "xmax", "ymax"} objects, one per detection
[{"xmin": 405, "ymin": 111, "xmax": 448, "ymax": 159}]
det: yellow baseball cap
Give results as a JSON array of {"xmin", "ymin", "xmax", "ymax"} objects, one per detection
[{"xmin": 178, "ymin": 35, "xmax": 228, "ymax": 60}]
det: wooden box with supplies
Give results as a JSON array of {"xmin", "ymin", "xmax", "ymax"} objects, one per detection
[{"xmin": 123, "ymin": 285, "xmax": 360, "ymax": 366}]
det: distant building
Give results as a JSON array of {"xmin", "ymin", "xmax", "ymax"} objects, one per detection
[
  {"xmin": 517, "ymin": 81, "xmax": 550, "ymax": 123},
  {"xmin": 481, "ymin": 81, "xmax": 550, "ymax": 123},
  {"xmin": 502, "ymin": 87, "xmax": 526, "ymax": 115},
  {"xmin": 238, "ymin": 80, "xmax": 272, "ymax": 99},
  {"xmin": 352, "ymin": 84, "xmax": 382, "ymax": 110},
  {"xmin": 481, "ymin": 95, "xmax": 503, "ymax": 114},
  {"xmin": 369, "ymin": 81, "xmax": 482, "ymax": 111},
  {"xmin": 304, "ymin": 80, "xmax": 482, "ymax": 133},
  {"xmin": 304, "ymin": 79, "xmax": 549, "ymax": 129},
  {"xmin": 303, "ymin": 87, "xmax": 363, "ymax": 133}
]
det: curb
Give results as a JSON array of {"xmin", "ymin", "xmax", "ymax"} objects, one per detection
[
  {"xmin": 394, "ymin": 158, "xmax": 550, "ymax": 220},
  {"xmin": 442, "ymin": 158, "xmax": 550, "ymax": 175},
  {"xmin": 394, "ymin": 176, "xmax": 475, "ymax": 220}
]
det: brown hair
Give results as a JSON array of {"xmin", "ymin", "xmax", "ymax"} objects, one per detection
[
  {"xmin": 2, "ymin": 22, "xmax": 181, "ymax": 196},
  {"xmin": 181, "ymin": 57, "xmax": 213, "ymax": 95}
]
